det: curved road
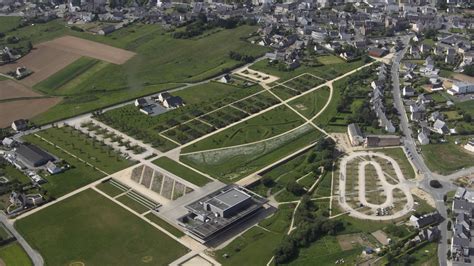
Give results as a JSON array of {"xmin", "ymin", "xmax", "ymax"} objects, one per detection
[{"xmin": 338, "ymin": 151, "xmax": 414, "ymax": 221}]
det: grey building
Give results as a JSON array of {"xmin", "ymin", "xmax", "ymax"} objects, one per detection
[{"xmin": 16, "ymin": 144, "xmax": 54, "ymax": 168}]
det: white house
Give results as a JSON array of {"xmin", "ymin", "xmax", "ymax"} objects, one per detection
[
  {"xmin": 433, "ymin": 119, "xmax": 449, "ymax": 135},
  {"xmin": 464, "ymin": 140, "xmax": 474, "ymax": 153},
  {"xmin": 418, "ymin": 132, "xmax": 429, "ymax": 145},
  {"xmin": 449, "ymin": 82, "xmax": 474, "ymax": 95}
]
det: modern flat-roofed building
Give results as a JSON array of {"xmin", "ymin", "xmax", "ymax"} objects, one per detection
[{"xmin": 178, "ymin": 185, "xmax": 267, "ymax": 243}]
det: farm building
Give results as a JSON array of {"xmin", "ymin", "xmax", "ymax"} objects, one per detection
[
  {"xmin": 11, "ymin": 119, "xmax": 28, "ymax": 132},
  {"xmin": 16, "ymin": 144, "xmax": 55, "ymax": 167}
]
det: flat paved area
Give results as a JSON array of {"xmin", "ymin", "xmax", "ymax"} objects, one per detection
[{"xmin": 338, "ymin": 151, "xmax": 414, "ymax": 220}]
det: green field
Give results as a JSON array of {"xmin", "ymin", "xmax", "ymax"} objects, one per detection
[
  {"xmin": 3, "ymin": 165, "xmax": 31, "ymax": 184},
  {"xmin": 17, "ymin": 22, "xmax": 268, "ymax": 125},
  {"xmin": 317, "ymin": 55, "xmax": 345, "ymax": 65},
  {"xmin": 289, "ymin": 86, "xmax": 331, "ymax": 119},
  {"xmin": 215, "ymin": 226, "xmax": 283, "ymax": 266},
  {"xmin": 183, "ymin": 105, "xmax": 305, "ymax": 153},
  {"xmin": 22, "ymin": 127, "xmax": 134, "ymax": 197},
  {"xmin": 458, "ymin": 100, "xmax": 474, "ymax": 117},
  {"xmin": 96, "ymin": 181, "xmax": 125, "ymax": 197},
  {"xmin": 145, "ymin": 213, "xmax": 185, "ymax": 238},
  {"xmin": 0, "ymin": 242, "xmax": 32, "ymax": 266},
  {"xmin": 181, "ymin": 128, "xmax": 322, "ymax": 181},
  {"xmin": 0, "ymin": 17, "xmax": 22, "ymax": 33},
  {"xmin": 152, "ymin": 157, "xmax": 211, "ymax": 186},
  {"xmin": 250, "ymin": 57, "xmax": 365, "ymax": 82},
  {"xmin": 286, "ymin": 236, "xmax": 362, "ymax": 266},
  {"xmin": 30, "ymin": 127, "xmax": 134, "ymax": 173},
  {"xmin": 116, "ymin": 194, "xmax": 150, "ymax": 214},
  {"xmin": 33, "ymin": 57, "xmax": 100, "ymax": 94},
  {"xmin": 16, "ymin": 189, "xmax": 188, "ymax": 265},
  {"xmin": 173, "ymin": 81, "xmax": 257, "ymax": 105},
  {"xmin": 421, "ymin": 139, "xmax": 474, "ymax": 174}
]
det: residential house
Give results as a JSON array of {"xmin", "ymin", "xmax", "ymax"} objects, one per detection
[
  {"xmin": 163, "ymin": 96, "xmax": 184, "ymax": 109},
  {"xmin": 11, "ymin": 119, "xmax": 28, "ymax": 132},
  {"xmin": 409, "ymin": 212, "xmax": 441, "ymax": 229},
  {"xmin": 418, "ymin": 132, "xmax": 429, "ymax": 145},
  {"xmin": 402, "ymin": 86, "xmax": 415, "ymax": 97},
  {"xmin": 433, "ymin": 119, "xmax": 449, "ymax": 135},
  {"xmin": 464, "ymin": 140, "xmax": 474, "ymax": 153}
]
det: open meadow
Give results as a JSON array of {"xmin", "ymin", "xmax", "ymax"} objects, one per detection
[{"xmin": 15, "ymin": 189, "xmax": 188, "ymax": 265}]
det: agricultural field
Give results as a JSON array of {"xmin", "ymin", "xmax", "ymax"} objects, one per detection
[
  {"xmin": 0, "ymin": 80, "xmax": 41, "ymax": 101},
  {"xmin": 95, "ymin": 83, "xmax": 264, "ymax": 151},
  {"xmin": 152, "ymin": 157, "xmax": 211, "ymax": 187},
  {"xmin": 15, "ymin": 189, "xmax": 188, "ymax": 265},
  {"xmin": 0, "ymin": 19, "xmax": 268, "ymax": 125},
  {"xmin": 0, "ymin": 242, "xmax": 32, "ymax": 266},
  {"xmin": 30, "ymin": 126, "xmax": 135, "ymax": 173},
  {"xmin": 33, "ymin": 57, "xmax": 100, "ymax": 94},
  {"xmin": 0, "ymin": 97, "xmax": 62, "ymax": 128},
  {"xmin": 22, "ymin": 127, "xmax": 134, "ymax": 197}
]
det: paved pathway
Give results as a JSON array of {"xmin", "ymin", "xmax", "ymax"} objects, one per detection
[
  {"xmin": 338, "ymin": 151, "xmax": 414, "ymax": 220},
  {"xmin": 0, "ymin": 214, "xmax": 44, "ymax": 266}
]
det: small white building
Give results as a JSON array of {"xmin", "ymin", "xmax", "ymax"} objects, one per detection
[
  {"xmin": 449, "ymin": 82, "xmax": 474, "ymax": 95},
  {"xmin": 418, "ymin": 132, "xmax": 429, "ymax": 145},
  {"xmin": 464, "ymin": 140, "xmax": 474, "ymax": 153}
]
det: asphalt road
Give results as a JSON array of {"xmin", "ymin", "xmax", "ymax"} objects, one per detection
[
  {"xmin": 391, "ymin": 37, "xmax": 454, "ymax": 266},
  {"xmin": 0, "ymin": 213, "xmax": 44, "ymax": 266}
]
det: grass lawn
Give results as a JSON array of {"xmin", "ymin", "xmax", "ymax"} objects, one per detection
[
  {"xmin": 181, "ymin": 127, "xmax": 322, "ymax": 181},
  {"xmin": 250, "ymin": 58, "xmax": 365, "ymax": 82},
  {"xmin": 289, "ymin": 86, "xmax": 330, "ymax": 119},
  {"xmin": 173, "ymin": 81, "xmax": 259, "ymax": 105},
  {"xmin": 214, "ymin": 226, "xmax": 283, "ymax": 266},
  {"xmin": 377, "ymin": 148, "xmax": 416, "ymax": 179},
  {"xmin": 0, "ymin": 16, "xmax": 22, "ymax": 33},
  {"xmin": 32, "ymin": 127, "xmax": 134, "ymax": 174},
  {"xmin": 411, "ymin": 242, "xmax": 438, "ymax": 265},
  {"xmin": 285, "ymin": 235, "xmax": 362, "ymax": 266},
  {"xmin": 421, "ymin": 138, "xmax": 474, "ymax": 174},
  {"xmin": 152, "ymin": 157, "xmax": 211, "ymax": 187},
  {"xmin": 183, "ymin": 105, "xmax": 305, "ymax": 153},
  {"xmin": 33, "ymin": 57, "xmax": 100, "ymax": 94},
  {"xmin": 3, "ymin": 165, "xmax": 31, "ymax": 184},
  {"xmin": 23, "ymin": 134, "xmax": 106, "ymax": 197},
  {"xmin": 312, "ymin": 171, "xmax": 332, "ymax": 197},
  {"xmin": 0, "ymin": 242, "xmax": 32, "ymax": 266},
  {"xmin": 317, "ymin": 55, "xmax": 345, "ymax": 65},
  {"xmin": 116, "ymin": 194, "xmax": 150, "ymax": 214},
  {"xmin": 96, "ymin": 181, "xmax": 126, "ymax": 197},
  {"xmin": 145, "ymin": 213, "xmax": 184, "ymax": 238},
  {"xmin": 16, "ymin": 189, "xmax": 188, "ymax": 265},
  {"xmin": 458, "ymin": 99, "xmax": 474, "ymax": 117}
]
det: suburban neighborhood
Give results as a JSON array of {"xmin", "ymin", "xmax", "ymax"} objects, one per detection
[{"xmin": 0, "ymin": 0, "xmax": 473, "ymax": 265}]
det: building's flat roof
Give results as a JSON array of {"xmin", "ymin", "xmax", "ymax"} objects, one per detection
[{"xmin": 207, "ymin": 188, "xmax": 251, "ymax": 211}]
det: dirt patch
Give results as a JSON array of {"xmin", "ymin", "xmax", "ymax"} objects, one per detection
[
  {"xmin": 42, "ymin": 36, "xmax": 136, "ymax": 65},
  {"xmin": 411, "ymin": 188, "xmax": 436, "ymax": 208},
  {"xmin": 0, "ymin": 45, "xmax": 80, "ymax": 87},
  {"xmin": 0, "ymin": 79, "xmax": 41, "ymax": 100},
  {"xmin": 336, "ymin": 233, "xmax": 367, "ymax": 251},
  {"xmin": 371, "ymin": 230, "xmax": 389, "ymax": 245},
  {"xmin": 453, "ymin": 74, "xmax": 474, "ymax": 83},
  {"xmin": 0, "ymin": 97, "xmax": 62, "ymax": 127}
]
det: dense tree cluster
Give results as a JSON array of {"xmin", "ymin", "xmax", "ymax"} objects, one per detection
[
  {"xmin": 173, "ymin": 15, "xmax": 241, "ymax": 39},
  {"xmin": 274, "ymin": 195, "xmax": 343, "ymax": 264}
]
